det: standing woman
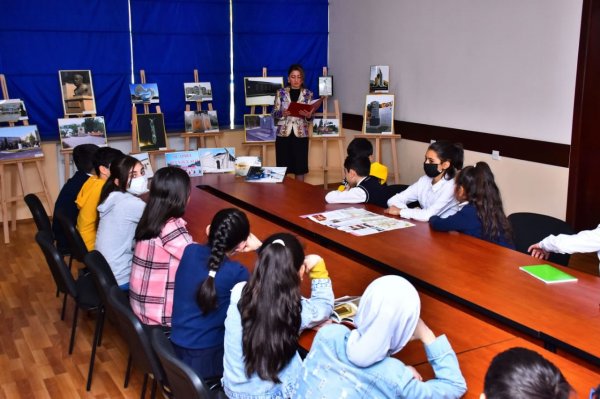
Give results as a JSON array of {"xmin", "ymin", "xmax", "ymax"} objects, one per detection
[{"xmin": 273, "ymin": 64, "xmax": 314, "ymax": 182}]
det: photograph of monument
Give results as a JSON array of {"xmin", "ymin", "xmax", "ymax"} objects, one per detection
[
  {"xmin": 184, "ymin": 82, "xmax": 213, "ymax": 102},
  {"xmin": 0, "ymin": 125, "xmax": 43, "ymax": 161},
  {"xmin": 58, "ymin": 116, "xmax": 107, "ymax": 149},
  {"xmin": 312, "ymin": 118, "xmax": 340, "ymax": 137},
  {"xmin": 363, "ymin": 94, "xmax": 394, "ymax": 134},
  {"xmin": 244, "ymin": 77, "xmax": 284, "ymax": 106},
  {"xmin": 0, "ymin": 99, "xmax": 28, "ymax": 123},
  {"xmin": 244, "ymin": 114, "xmax": 277, "ymax": 142},
  {"xmin": 130, "ymin": 83, "xmax": 160, "ymax": 104},
  {"xmin": 184, "ymin": 110, "xmax": 219, "ymax": 133},
  {"xmin": 136, "ymin": 113, "xmax": 167, "ymax": 151},
  {"xmin": 369, "ymin": 65, "xmax": 390, "ymax": 93},
  {"xmin": 318, "ymin": 76, "xmax": 334, "ymax": 97},
  {"xmin": 58, "ymin": 70, "xmax": 97, "ymax": 115}
]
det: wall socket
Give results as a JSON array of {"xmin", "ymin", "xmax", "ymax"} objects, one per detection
[{"xmin": 492, "ymin": 150, "xmax": 501, "ymax": 160}]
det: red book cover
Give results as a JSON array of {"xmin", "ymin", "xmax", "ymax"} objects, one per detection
[{"xmin": 286, "ymin": 97, "xmax": 324, "ymax": 117}]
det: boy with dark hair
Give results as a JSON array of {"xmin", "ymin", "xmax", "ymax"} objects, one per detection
[
  {"xmin": 52, "ymin": 144, "xmax": 99, "ymax": 253},
  {"xmin": 76, "ymin": 146, "xmax": 124, "ymax": 250},
  {"xmin": 346, "ymin": 137, "xmax": 388, "ymax": 184},
  {"xmin": 326, "ymin": 156, "xmax": 392, "ymax": 208}
]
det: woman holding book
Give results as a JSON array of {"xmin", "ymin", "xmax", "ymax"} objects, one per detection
[{"xmin": 272, "ymin": 64, "xmax": 314, "ymax": 182}]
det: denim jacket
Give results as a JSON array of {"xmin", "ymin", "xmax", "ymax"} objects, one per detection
[
  {"xmin": 295, "ymin": 324, "xmax": 467, "ymax": 399},
  {"xmin": 223, "ymin": 278, "xmax": 334, "ymax": 399}
]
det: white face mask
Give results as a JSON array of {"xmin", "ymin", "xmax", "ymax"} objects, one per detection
[{"xmin": 127, "ymin": 175, "xmax": 148, "ymax": 195}]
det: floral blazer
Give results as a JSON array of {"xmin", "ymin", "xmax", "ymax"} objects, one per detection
[{"xmin": 272, "ymin": 87, "xmax": 313, "ymax": 138}]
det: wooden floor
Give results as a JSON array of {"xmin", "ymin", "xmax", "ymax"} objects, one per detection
[{"xmin": 0, "ymin": 221, "xmax": 146, "ymax": 399}]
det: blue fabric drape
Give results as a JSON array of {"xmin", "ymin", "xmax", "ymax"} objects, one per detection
[
  {"xmin": 130, "ymin": 0, "xmax": 231, "ymax": 130},
  {"xmin": 0, "ymin": 1, "xmax": 131, "ymax": 139},
  {"xmin": 232, "ymin": 0, "xmax": 328, "ymax": 125}
]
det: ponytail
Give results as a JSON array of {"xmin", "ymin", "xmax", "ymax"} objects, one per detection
[{"xmin": 196, "ymin": 208, "xmax": 250, "ymax": 314}]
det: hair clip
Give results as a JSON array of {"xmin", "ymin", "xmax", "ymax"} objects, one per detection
[
  {"xmin": 272, "ymin": 239, "xmax": 286, "ymax": 247},
  {"xmin": 208, "ymin": 270, "xmax": 217, "ymax": 278}
]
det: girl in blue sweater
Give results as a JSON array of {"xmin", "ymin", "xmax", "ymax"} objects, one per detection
[{"xmin": 429, "ymin": 161, "xmax": 513, "ymax": 248}]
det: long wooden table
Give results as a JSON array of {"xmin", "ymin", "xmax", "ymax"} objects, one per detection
[
  {"xmin": 194, "ymin": 174, "xmax": 600, "ymax": 367},
  {"xmin": 185, "ymin": 183, "xmax": 600, "ymax": 397}
]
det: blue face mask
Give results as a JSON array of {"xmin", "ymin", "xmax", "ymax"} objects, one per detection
[{"xmin": 423, "ymin": 162, "xmax": 442, "ymax": 178}]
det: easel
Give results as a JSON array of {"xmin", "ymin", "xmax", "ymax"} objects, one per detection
[
  {"xmin": 0, "ymin": 74, "xmax": 53, "ymax": 244},
  {"xmin": 361, "ymin": 133, "xmax": 401, "ymax": 184},
  {"xmin": 180, "ymin": 69, "xmax": 223, "ymax": 150},
  {"xmin": 309, "ymin": 67, "xmax": 345, "ymax": 189},
  {"xmin": 243, "ymin": 67, "xmax": 275, "ymax": 165},
  {"xmin": 130, "ymin": 70, "xmax": 173, "ymax": 171}
]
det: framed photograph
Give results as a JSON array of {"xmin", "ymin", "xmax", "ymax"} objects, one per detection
[
  {"xmin": 197, "ymin": 147, "xmax": 236, "ymax": 173},
  {"xmin": 130, "ymin": 83, "xmax": 160, "ymax": 104},
  {"xmin": 312, "ymin": 118, "xmax": 340, "ymax": 137},
  {"xmin": 184, "ymin": 82, "xmax": 212, "ymax": 102},
  {"xmin": 318, "ymin": 76, "xmax": 334, "ymax": 97},
  {"xmin": 136, "ymin": 113, "xmax": 168, "ymax": 151},
  {"xmin": 58, "ymin": 116, "xmax": 108, "ymax": 150},
  {"xmin": 0, "ymin": 99, "xmax": 28, "ymax": 123},
  {"xmin": 244, "ymin": 77, "xmax": 284, "ymax": 106},
  {"xmin": 58, "ymin": 70, "xmax": 96, "ymax": 115},
  {"xmin": 0, "ymin": 125, "xmax": 44, "ymax": 161},
  {"xmin": 363, "ymin": 94, "xmax": 394, "ymax": 134},
  {"xmin": 131, "ymin": 152, "xmax": 154, "ymax": 178},
  {"xmin": 165, "ymin": 151, "xmax": 203, "ymax": 177},
  {"xmin": 244, "ymin": 114, "xmax": 277, "ymax": 142},
  {"xmin": 369, "ymin": 65, "xmax": 390, "ymax": 93},
  {"xmin": 184, "ymin": 110, "xmax": 219, "ymax": 133}
]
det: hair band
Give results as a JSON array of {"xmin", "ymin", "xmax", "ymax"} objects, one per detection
[
  {"xmin": 208, "ymin": 270, "xmax": 217, "ymax": 278},
  {"xmin": 272, "ymin": 239, "xmax": 286, "ymax": 247}
]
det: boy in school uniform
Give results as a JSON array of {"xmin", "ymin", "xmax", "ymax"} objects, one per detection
[
  {"xmin": 326, "ymin": 156, "xmax": 392, "ymax": 208},
  {"xmin": 338, "ymin": 137, "xmax": 388, "ymax": 191}
]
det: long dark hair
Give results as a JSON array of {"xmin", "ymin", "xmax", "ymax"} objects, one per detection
[
  {"xmin": 456, "ymin": 162, "xmax": 512, "ymax": 244},
  {"xmin": 196, "ymin": 208, "xmax": 250, "ymax": 313},
  {"xmin": 99, "ymin": 155, "xmax": 140, "ymax": 205},
  {"xmin": 134, "ymin": 166, "xmax": 190, "ymax": 241},
  {"xmin": 428, "ymin": 141, "xmax": 464, "ymax": 180},
  {"xmin": 238, "ymin": 233, "xmax": 304, "ymax": 383},
  {"xmin": 287, "ymin": 64, "xmax": 305, "ymax": 89}
]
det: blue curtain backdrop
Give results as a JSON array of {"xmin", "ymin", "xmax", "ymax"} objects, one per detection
[
  {"xmin": 232, "ymin": 0, "xmax": 328, "ymax": 125},
  {"xmin": 0, "ymin": 1, "xmax": 131, "ymax": 140},
  {"xmin": 130, "ymin": 0, "xmax": 231, "ymax": 129}
]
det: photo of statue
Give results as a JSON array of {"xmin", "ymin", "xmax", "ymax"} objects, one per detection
[
  {"xmin": 136, "ymin": 113, "xmax": 167, "ymax": 151},
  {"xmin": 58, "ymin": 70, "xmax": 97, "ymax": 115}
]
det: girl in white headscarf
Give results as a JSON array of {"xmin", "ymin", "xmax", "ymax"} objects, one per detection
[{"xmin": 295, "ymin": 275, "xmax": 467, "ymax": 399}]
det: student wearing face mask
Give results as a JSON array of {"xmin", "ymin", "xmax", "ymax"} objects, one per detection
[
  {"xmin": 95, "ymin": 155, "xmax": 147, "ymax": 290},
  {"xmin": 385, "ymin": 141, "xmax": 464, "ymax": 222}
]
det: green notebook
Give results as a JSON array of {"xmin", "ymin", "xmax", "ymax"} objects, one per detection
[{"xmin": 519, "ymin": 264, "xmax": 578, "ymax": 284}]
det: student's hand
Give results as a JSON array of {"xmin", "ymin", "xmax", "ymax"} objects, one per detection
[
  {"xmin": 303, "ymin": 254, "xmax": 323, "ymax": 272},
  {"xmin": 411, "ymin": 319, "xmax": 436, "ymax": 345},
  {"xmin": 304, "ymin": 255, "xmax": 329, "ymax": 279},
  {"xmin": 528, "ymin": 243, "xmax": 550, "ymax": 260},
  {"xmin": 385, "ymin": 206, "xmax": 402, "ymax": 216},
  {"xmin": 239, "ymin": 233, "xmax": 262, "ymax": 252},
  {"xmin": 407, "ymin": 365, "xmax": 423, "ymax": 382}
]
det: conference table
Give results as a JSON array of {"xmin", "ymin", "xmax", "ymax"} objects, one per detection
[{"xmin": 185, "ymin": 179, "xmax": 600, "ymax": 397}]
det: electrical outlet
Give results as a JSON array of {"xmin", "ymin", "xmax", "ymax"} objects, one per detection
[{"xmin": 492, "ymin": 150, "xmax": 500, "ymax": 160}]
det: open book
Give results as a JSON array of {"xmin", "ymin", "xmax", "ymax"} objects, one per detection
[
  {"xmin": 286, "ymin": 97, "xmax": 324, "ymax": 118},
  {"xmin": 331, "ymin": 296, "xmax": 361, "ymax": 324}
]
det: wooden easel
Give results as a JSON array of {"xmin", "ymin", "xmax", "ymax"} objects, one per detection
[
  {"xmin": 0, "ymin": 74, "xmax": 53, "ymax": 244},
  {"xmin": 130, "ymin": 70, "xmax": 173, "ymax": 171},
  {"xmin": 361, "ymin": 133, "xmax": 401, "ymax": 184},
  {"xmin": 243, "ymin": 67, "xmax": 275, "ymax": 165},
  {"xmin": 309, "ymin": 67, "xmax": 345, "ymax": 189},
  {"xmin": 181, "ymin": 69, "xmax": 223, "ymax": 150}
]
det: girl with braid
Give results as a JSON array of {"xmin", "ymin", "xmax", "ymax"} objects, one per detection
[{"xmin": 170, "ymin": 208, "xmax": 261, "ymax": 380}]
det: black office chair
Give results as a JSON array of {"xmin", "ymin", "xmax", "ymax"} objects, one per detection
[
  {"xmin": 54, "ymin": 209, "xmax": 88, "ymax": 268},
  {"xmin": 34, "ymin": 231, "xmax": 101, "ymax": 355},
  {"xmin": 107, "ymin": 285, "xmax": 167, "ymax": 399},
  {"xmin": 82, "ymin": 250, "xmax": 120, "ymax": 391},
  {"xmin": 508, "ymin": 212, "xmax": 575, "ymax": 266},
  {"xmin": 150, "ymin": 328, "xmax": 225, "ymax": 399},
  {"xmin": 24, "ymin": 193, "xmax": 53, "ymax": 238}
]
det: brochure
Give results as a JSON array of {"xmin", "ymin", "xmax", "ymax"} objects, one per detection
[{"xmin": 303, "ymin": 207, "xmax": 414, "ymax": 236}]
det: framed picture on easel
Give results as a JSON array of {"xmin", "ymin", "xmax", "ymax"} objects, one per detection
[
  {"xmin": 58, "ymin": 70, "xmax": 96, "ymax": 115},
  {"xmin": 184, "ymin": 110, "xmax": 219, "ymax": 133},
  {"xmin": 363, "ymin": 94, "xmax": 394, "ymax": 134},
  {"xmin": 184, "ymin": 82, "xmax": 212, "ymax": 102},
  {"xmin": 318, "ymin": 76, "xmax": 333, "ymax": 97},
  {"xmin": 369, "ymin": 65, "xmax": 389, "ymax": 93},
  {"xmin": 0, "ymin": 99, "xmax": 28, "ymax": 123},
  {"xmin": 244, "ymin": 114, "xmax": 277, "ymax": 142},
  {"xmin": 244, "ymin": 77, "xmax": 284, "ymax": 106},
  {"xmin": 130, "ymin": 83, "xmax": 160, "ymax": 104},
  {"xmin": 312, "ymin": 118, "xmax": 340, "ymax": 137},
  {"xmin": 0, "ymin": 125, "xmax": 44, "ymax": 161},
  {"xmin": 136, "ymin": 113, "xmax": 168, "ymax": 151},
  {"xmin": 58, "ymin": 116, "xmax": 108, "ymax": 150}
]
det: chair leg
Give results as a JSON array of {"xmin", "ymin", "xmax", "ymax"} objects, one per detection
[
  {"xmin": 97, "ymin": 307, "xmax": 106, "ymax": 347},
  {"xmin": 149, "ymin": 377, "xmax": 157, "ymax": 399},
  {"xmin": 124, "ymin": 353, "xmax": 133, "ymax": 388},
  {"xmin": 60, "ymin": 292, "xmax": 68, "ymax": 321},
  {"xmin": 140, "ymin": 374, "xmax": 148, "ymax": 399},
  {"xmin": 86, "ymin": 308, "xmax": 104, "ymax": 391},
  {"xmin": 68, "ymin": 305, "xmax": 79, "ymax": 354}
]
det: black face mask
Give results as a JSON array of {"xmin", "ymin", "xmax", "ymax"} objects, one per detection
[{"xmin": 423, "ymin": 162, "xmax": 442, "ymax": 178}]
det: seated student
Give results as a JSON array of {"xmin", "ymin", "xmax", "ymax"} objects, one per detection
[
  {"xmin": 482, "ymin": 347, "xmax": 572, "ymax": 399},
  {"xmin": 429, "ymin": 162, "xmax": 514, "ymax": 248},
  {"xmin": 326, "ymin": 156, "xmax": 392, "ymax": 208},
  {"xmin": 52, "ymin": 144, "xmax": 99, "ymax": 254},
  {"xmin": 386, "ymin": 141, "xmax": 463, "ymax": 221},
  {"xmin": 222, "ymin": 233, "xmax": 334, "ymax": 399},
  {"xmin": 76, "ymin": 147, "xmax": 124, "ymax": 251},
  {"xmin": 346, "ymin": 137, "xmax": 387, "ymax": 184},
  {"xmin": 171, "ymin": 208, "xmax": 261, "ymax": 380},
  {"xmin": 296, "ymin": 275, "xmax": 467, "ymax": 399},
  {"xmin": 129, "ymin": 167, "xmax": 194, "ymax": 327},
  {"xmin": 528, "ymin": 225, "xmax": 600, "ymax": 273},
  {"xmin": 95, "ymin": 156, "xmax": 147, "ymax": 291}
]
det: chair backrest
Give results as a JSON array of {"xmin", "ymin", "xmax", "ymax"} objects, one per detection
[
  {"xmin": 84, "ymin": 250, "xmax": 119, "ymax": 307},
  {"xmin": 25, "ymin": 193, "xmax": 53, "ymax": 237},
  {"xmin": 106, "ymin": 286, "xmax": 167, "ymax": 386},
  {"xmin": 150, "ymin": 328, "xmax": 211, "ymax": 399},
  {"xmin": 54, "ymin": 210, "xmax": 88, "ymax": 263},
  {"xmin": 508, "ymin": 212, "xmax": 575, "ymax": 266},
  {"xmin": 35, "ymin": 231, "xmax": 77, "ymax": 298}
]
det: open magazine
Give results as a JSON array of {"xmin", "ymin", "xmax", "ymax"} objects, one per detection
[
  {"xmin": 331, "ymin": 296, "xmax": 361, "ymax": 324},
  {"xmin": 303, "ymin": 207, "xmax": 414, "ymax": 236}
]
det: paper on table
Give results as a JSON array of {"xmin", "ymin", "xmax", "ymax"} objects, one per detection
[{"xmin": 519, "ymin": 264, "xmax": 578, "ymax": 284}]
